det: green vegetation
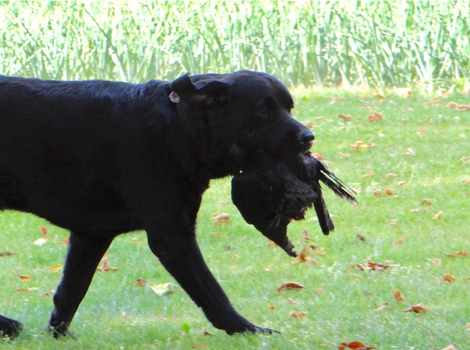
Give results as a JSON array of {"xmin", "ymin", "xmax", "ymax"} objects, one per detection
[
  {"xmin": 1, "ymin": 90, "xmax": 469, "ymax": 349},
  {"xmin": 1, "ymin": 1, "xmax": 470, "ymax": 89}
]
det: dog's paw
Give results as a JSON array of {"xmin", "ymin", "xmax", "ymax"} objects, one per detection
[
  {"xmin": 0, "ymin": 316, "xmax": 23, "ymax": 339},
  {"xmin": 45, "ymin": 323, "xmax": 76, "ymax": 339}
]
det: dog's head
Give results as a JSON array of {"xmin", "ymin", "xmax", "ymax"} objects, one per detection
[{"xmin": 170, "ymin": 71, "xmax": 314, "ymax": 175}]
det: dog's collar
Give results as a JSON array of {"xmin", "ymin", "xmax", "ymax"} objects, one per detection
[{"xmin": 169, "ymin": 91, "xmax": 180, "ymax": 103}]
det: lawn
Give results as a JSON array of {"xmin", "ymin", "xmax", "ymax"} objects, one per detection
[{"xmin": 1, "ymin": 88, "xmax": 469, "ymax": 349}]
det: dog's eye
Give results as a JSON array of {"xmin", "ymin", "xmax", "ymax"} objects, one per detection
[{"xmin": 259, "ymin": 107, "xmax": 268, "ymax": 115}]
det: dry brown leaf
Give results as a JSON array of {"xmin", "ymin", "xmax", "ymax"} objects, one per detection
[
  {"xmin": 269, "ymin": 305, "xmax": 275, "ymax": 312},
  {"xmin": 97, "ymin": 256, "xmax": 120, "ymax": 272},
  {"xmin": 294, "ymin": 249, "xmax": 317, "ymax": 265},
  {"xmin": 462, "ymin": 178, "xmax": 470, "ymax": 185},
  {"xmin": 421, "ymin": 198, "xmax": 434, "ymax": 206},
  {"xmin": 447, "ymin": 101, "xmax": 470, "ymax": 111},
  {"xmin": 460, "ymin": 156, "xmax": 470, "ymax": 164},
  {"xmin": 432, "ymin": 258, "xmax": 442, "ymax": 266},
  {"xmin": 203, "ymin": 329, "xmax": 214, "ymax": 336},
  {"xmin": 446, "ymin": 250, "xmax": 468, "ymax": 258},
  {"xmin": 443, "ymin": 274, "xmax": 456, "ymax": 283},
  {"xmin": 415, "ymin": 128, "xmax": 427, "ymax": 136},
  {"xmin": 193, "ymin": 343, "xmax": 208, "ymax": 349},
  {"xmin": 394, "ymin": 237, "xmax": 404, "ymax": 246},
  {"xmin": 403, "ymin": 303, "xmax": 428, "ymax": 314},
  {"xmin": 351, "ymin": 141, "xmax": 374, "ymax": 150},
  {"xmin": 396, "ymin": 88, "xmax": 412, "ymax": 98},
  {"xmin": 385, "ymin": 188, "xmax": 394, "ymax": 195},
  {"xmin": 315, "ymin": 287, "xmax": 324, "ymax": 294},
  {"xmin": 438, "ymin": 345, "xmax": 456, "ymax": 350},
  {"xmin": 338, "ymin": 113, "xmax": 352, "ymax": 121},
  {"xmin": 277, "ymin": 282, "xmax": 305, "ymax": 293},
  {"xmin": 373, "ymin": 302, "xmax": 389, "ymax": 312},
  {"xmin": 135, "ymin": 279, "xmax": 147, "ymax": 287},
  {"xmin": 311, "ymin": 153, "xmax": 324, "ymax": 161},
  {"xmin": 356, "ymin": 234, "xmax": 367, "ymax": 242},
  {"xmin": 19, "ymin": 275, "xmax": 32, "ymax": 282},
  {"xmin": 40, "ymin": 225, "xmax": 48, "ymax": 237},
  {"xmin": 392, "ymin": 290, "xmax": 406, "ymax": 303},
  {"xmin": 367, "ymin": 259, "xmax": 391, "ymax": 271},
  {"xmin": 433, "ymin": 211, "xmax": 443, "ymax": 220},
  {"xmin": 303, "ymin": 122, "xmax": 317, "ymax": 129},
  {"xmin": 49, "ymin": 265, "xmax": 62, "ymax": 274},
  {"xmin": 15, "ymin": 287, "xmax": 39, "ymax": 292},
  {"xmin": 289, "ymin": 311, "xmax": 307, "ymax": 319},
  {"xmin": 211, "ymin": 212, "xmax": 230, "ymax": 226},
  {"xmin": 41, "ymin": 290, "xmax": 55, "ymax": 297},
  {"xmin": 339, "ymin": 341, "xmax": 376, "ymax": 350},
  {"xmin": 0, "ymin": 250, "xmax": 16, "ymax": 256},
  {"xmin": 397, "ymin": 181, "xmax": 406, "ymax": 186},
  {"xmin": 339, "ymin": 152, "xmax": 351, "ymax": 159},
  {"xmin": 330, "ymin": 97, "xmax": 344, "ymax": 104},
  {"xmin": 368, "ymin": 111, "xmax": 383, "ymax": 122},
  {"xmin": 361, "ymin": 171, "xmax": 375, "ymax": 177},
  {"xmin": 405, "ymin": 148, "xmax": 416, "ymax": 156}
]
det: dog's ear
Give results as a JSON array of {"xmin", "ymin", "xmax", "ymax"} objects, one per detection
[{"xmin": 170, "ymin": 73, "xmax": 229, "ymax": 106}]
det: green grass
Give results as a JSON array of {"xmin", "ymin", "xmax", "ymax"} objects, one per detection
[{"xmin": 1, "ymin": 89, "xmax": 469, "ymax": 349}]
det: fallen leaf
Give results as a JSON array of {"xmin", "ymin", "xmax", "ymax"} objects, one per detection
[
  {"xmin": 150, "ymin": 282, "xmax": 180, "ymax": 296},
  {"xmin": 447, "ymin": 101, "xmax": 470, "ymax": 111},
  {"xmin": 49, "ymin": 265, "xmax": 62, "ymax": 274},
  {"xmin": 0, "ymin": 250, "xmax": 16, "ymax": 256},
  {"xmin": 361, "ymin": 171, "xmax": 375, "ymax": 177},
  {"xmin": 15, "ymin": 287, "xmax": 39, "ymax": 292},
  {"xmin": 339, "ymin": 341, "xmax": 376, "ymax": 350},
  {"xmin": 432, "ymin": 258, "xmax": 442, "ymax": 266},
  {"xmin": 135, "ymin": 278, "xmax": 147, "ymax": 287},
  {"xmin": 462, "ymin": 178, "xmax": 470, "ymax": 185},
  {"xmin": 356, "ymin": 234, "xmax": 367, "ymax": 242},
  {"xmin": 40, "ymin": 225, "xmax": 48, "ymax": 237},
  {"xmin": 269, "ymin": 306, "xmax": 275, "ymax": 312},
  {"xmin": 96, "ymin": 256, "xmax": 120, "ymax": 272},
  {"xmin": 395, "ymin": 88, "xmax": 412, "ymax": 98},
  {"xmin": 405, "ymin": 148, "xmax": 416, "ymax": 156},
  {"xmin": 394, "ymin": 237, "xmax": 404, "ymax": 246},
  {"xmin": 19, "ymin": 275, "xmax": 32, "ymax": 282},
  {"xmin": 211, "ymin": 212, "xmax": 230, "ymax": 226},
  {"xmin": 446, "ymin": 250, "xmax": 467, "ymax": 258},
  {"xmin": 387, "ymin": 173, "xmax": 398, "ymax": 178},
  {"xmin": 385, "ymin": 188, "xmax": 394, "ymax": 195},
  {"xmin": 193, "ymin": 343, "xmax": 208, "ymax": 349},
  {"xmin": 415, "ymin": 128, "xmax": 426, "ymax": 136},
  {"xmin": 466, "ymin": 323, "xmax": 470, "ymax": 331},
  {"xmin": 339, "ymin": 152, "xmax": 350, "ymax": 159},
  {"xmin": 315, "ymin": 287, "xmax": 324, "ymax": 294},
  {"xmin": 433, "ymin": 211, "xmax": 443, "ymax": 220},
  {"xmin": 392, "ymin": 290, "xmax": 406, "ymax": 303},
  {"xmin": 460, "ymin": 156, "xmax": 470, "ymax": 164},
  {"xmin": 40, "ymin": 290, "xmax": 55, "ymax": 297},
  {"xmin": 443, "ymin": 274, "xmax": 456, "ymax": 283},
  {"xmin": 338, "ymin": 113, "xmax": 352, "ymax": 121},
  {"xmin": 421, "ymin": 198, "xmax": 434, "ymax": 206},
  {"xmin": 367, "ymin": 259, "xmax": 391, "ymax": 271},
  {"xmin": 294, "ymin": 249, "xmax": 317, "ymax": 265},
  {"xmin": 373, "ymin": 302, "xmax": 389, "ymax": 312},
  {"xmin": 303, "ymin": 122, "xmax": 317, "ymax": 129},
  {"xmin": 311, "ymin": 153, "xmax": 324, "ymax": 161},
  {"xmin": 438, "ymin": 345, "xmax": 456, "ymax": 350},
  {"xmin": 368, "ymin": 111, "xmax": 383, "ymax": 122},
  {"xmin": 397, "ymin": 181, "xmax": 406, "ymax": 186},
  {"xmin": 289, "ymin": 311, "xmax": 307, "ymax": 319},
  {"xmin": 203, "ymin": 329, "xmax": 214, "ymax": 336},
  {"xmin": 277, "ymin": 282, "xmax": 305, "ymax": 293},
  {"xmin": 403, "ymin": 303, "xmax": 428, "ymax": 314},
  {"xmin": 351, "ymin": 141, "xmax": 374, "ymax": 150},
  {"xmin": 34, "ymin": 238, "xmax": 48, "ymax": 246},
  {"xmin": 386, "ymin": 219, "xmax": 399, "ymax": 226},
  {"xmin": 330, "ymin": 97, "xmax": 344, "ymax": 104}
]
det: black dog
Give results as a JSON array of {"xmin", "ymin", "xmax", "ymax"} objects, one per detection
[{"xmin": 0, "ymin": 71, "xmax": 314, "ymax": 337}]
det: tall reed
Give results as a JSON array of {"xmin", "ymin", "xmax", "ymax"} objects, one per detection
[{"xmin": 1, "ymin": 1, "xmax": 469, "ymax": 88}]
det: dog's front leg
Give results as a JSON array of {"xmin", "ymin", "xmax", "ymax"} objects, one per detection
[
  {"xmin": 146, "ymin": 225, "xmax": 276, "ymax": 335},
  {"xmin": 46, "ymin": 232, "xmax": 113, "ymax": 337}
]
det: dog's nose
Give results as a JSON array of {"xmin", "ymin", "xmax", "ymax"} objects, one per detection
[{"xmin": 299, "ymin": 129, "xmax": 315, "ymax": 143}]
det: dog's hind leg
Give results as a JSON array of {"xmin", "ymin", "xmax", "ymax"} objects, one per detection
[
  {"xmin": 46, "ymin": 232, "xmax": 113, "ymax": 337},
  {"xmin": 0, "ymin": 315, "xmax": 23, "ymax": 338}
]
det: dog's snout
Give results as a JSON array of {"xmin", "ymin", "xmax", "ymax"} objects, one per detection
[{"xmin": 299, "ymin": 129, "xmax": 315, "ymax": 143}]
